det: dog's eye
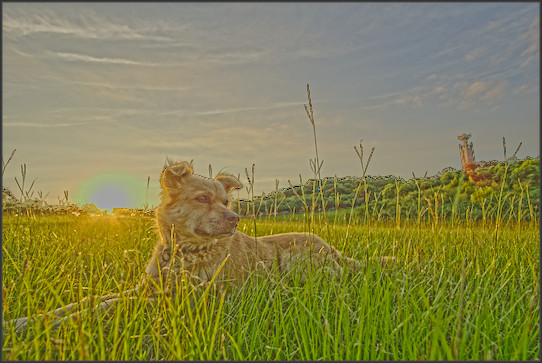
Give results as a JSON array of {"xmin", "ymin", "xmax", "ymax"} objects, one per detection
[{"xmin": 196, "ymin": 195, "xmax": 210, "ymax": 203}]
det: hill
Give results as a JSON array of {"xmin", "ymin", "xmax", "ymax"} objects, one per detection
[{"xmin": 231, "ymin": 157, "xmax": 539, "ymax": 222}]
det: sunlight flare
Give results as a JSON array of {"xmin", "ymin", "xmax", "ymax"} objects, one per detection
[{"xmin": 73, "ymin": 172, "xmax": 148, "ymax": 212}]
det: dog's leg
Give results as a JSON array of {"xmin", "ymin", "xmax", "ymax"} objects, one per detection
[
  {"xmin": 3, "ymin": 288, "xmax": 139, "ymax": 335},
  {"xmin": 49, "ymin": 295, "xmax": 156, "ymax": 330},
  {"xmin": 339, "ymin": 255, "xmax": 363, "ymax": 271}
]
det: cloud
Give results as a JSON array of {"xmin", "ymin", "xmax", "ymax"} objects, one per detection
[
  {"xmin": 2, "ymin": 8, "xmax": 172, "ymax": 42},
  {"xmin": 47, "ymin": 51, "xmax": 158, "ymax": 66},
  {"xmin": 479, "ymin": 81, "xmax": 508, "ymax": 101},
  {"xmin": 192, "ymin": 101, "xmax": 306, "ymax": 117},
  {"xmin": 512, "ymin": 82, "xmax": 539, "ymax": 95},
  {"xmin": 463, "ymin": 81, "xmax": 493, "ymax": 100},
  {"xmin": 465, "ymin": 46, "xmax": 487, "ymax": 61},
  {"xmin": 363, "ymin": 83, "xmax": 451, "ymax": 110},
  {"xmin": 4, "ymin": 121, "xmax": 94, "ymax": 128},
  {"xmin": 392, "ymin": 93, "xmax": 423, "ymax": 108},
  {"xmin": 208, "ymin": 49, "xmax": 269, "ymax": 66},
  {"xmin": 485, "ymin": 19, "xmax": 504, "ymax": 32},
  {"xmin": 34, "ymin": 74, "xmax": 193, "ymax": 93},
  {"xmin": 518, "ymin": 16, "xmax": 539, "ymax": 68},
  {"xmin": 134, "ymin": 123, "xmax": 306, "ymax": 160},
  {"xmin": 365, "ymin": 77, "xmax": 511, "ymax": 112},
  {"xmin": 460, "ymin": 80, "xmax": 508, "ymax": 109}
]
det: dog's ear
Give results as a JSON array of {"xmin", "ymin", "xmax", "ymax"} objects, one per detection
[
  {"xmin": 161, "ymin": 161, "xmax": 194, "ymax": 190},
  {"xmin": 215, "ymin": 174, "xmax": 243, "ymax": 193}
]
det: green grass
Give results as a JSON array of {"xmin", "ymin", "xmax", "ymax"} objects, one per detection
[{"xmin": 2, "ymin": 213, "xmax": 539, "ymax": 360}]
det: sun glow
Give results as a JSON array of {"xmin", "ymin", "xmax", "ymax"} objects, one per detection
[
  {"xmin": 74, "ymin": 172, "xmax": 151, "ymax": 212},
  {"xmin": 90, "ymin": 185, "xmax": 129, "ymax": 212}
]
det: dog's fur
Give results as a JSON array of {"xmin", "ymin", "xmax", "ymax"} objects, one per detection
[
  {"xmin": 143, "ymin": 161, "xmax": 360, "ymax": 289},
  {"xmin": 4, "ymin": 160, "xmax": 369, "ymax": 334}
]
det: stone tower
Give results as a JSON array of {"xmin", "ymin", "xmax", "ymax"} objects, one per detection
[{"xmin": 458, "ymin": 133, "xmax": 475, "ymax": 170}]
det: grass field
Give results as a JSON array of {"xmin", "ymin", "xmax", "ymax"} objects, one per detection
[{"xmin": 2, "ymin": 212, "xmax": 539, "ymax": 360}]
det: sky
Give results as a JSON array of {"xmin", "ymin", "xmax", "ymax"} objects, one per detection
[{"xmin": 2, "ymin": 3, "xmax": 539, "ymax": 211}]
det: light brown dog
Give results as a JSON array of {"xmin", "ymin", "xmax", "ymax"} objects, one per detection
[
  {"xmin": 4, "ymin": 160, "xmax": 368, "ymax": 334},
  {"xmin": 144, "ymin": 161, "xmax": 361, "ymax": 290}
]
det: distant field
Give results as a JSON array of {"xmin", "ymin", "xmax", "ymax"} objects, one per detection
[{"xmin": 2, "ymin": 213, "xmax": 539, "ymax": 360}]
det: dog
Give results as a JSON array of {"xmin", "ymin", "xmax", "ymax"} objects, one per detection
[
  {"xmin": 4, "ymin": 160, "xmax": 380, "ymax": 334},
  {"xmin": 143, "ymin": 160, "xmax": 362, "ymax": 291}
]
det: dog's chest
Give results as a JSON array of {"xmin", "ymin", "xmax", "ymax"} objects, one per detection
[{"xmin": 164, "ymin": 242, "xmax": 231, "ymax": 281}]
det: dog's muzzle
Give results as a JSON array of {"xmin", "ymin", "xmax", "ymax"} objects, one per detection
[{"xmin": 225, "ymin": 211, "xmax": 240, "ymax": 224}]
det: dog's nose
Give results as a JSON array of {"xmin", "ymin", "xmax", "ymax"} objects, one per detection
[{"xmin": 225, "ymin": 211, "xmax": 240, "ymax": 224}]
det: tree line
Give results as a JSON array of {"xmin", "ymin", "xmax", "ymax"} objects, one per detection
[{"xmin": 232, "ymin": 157, "xmax": 539, "ymax": 222}]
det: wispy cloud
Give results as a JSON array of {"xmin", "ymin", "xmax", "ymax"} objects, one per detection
[
  {"xmin": 512, "ymin": 82, "xmax": 539, "ymax": 96},
  {"xmin": 4, "ymin": 121, "xmax": 94, "ymax": 128},
  {"xmin": 485, "ymin": 19, "xmax": 504, "ymax": 32},
  {"xmin": 460, "ymin": 80, "xmax": 509, "ymax": 109},
  {"xmin": 518, "ymin": 16, "xmax": 539, "ymax": 69},
  {"xmin": 33, "ymin": 74, "xmax": 193, "ymax": 94},
  {"xmin": 193, "ymin": 101, "xmax": 306, "ymax": 117},
  {"xmin": 47, "ymin": 51, "xmax": 158, "ymax": 66},
  {"xmin": 3, "ymin": 8, "xmax": 173, "ymax": 42},
  {"xmin": 362, "ymin": 77, "xmax": 511, "ymax": 112},
  {"xmin": 465, "ymin": 46, "xmax": 487, "ymax": 61}
]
